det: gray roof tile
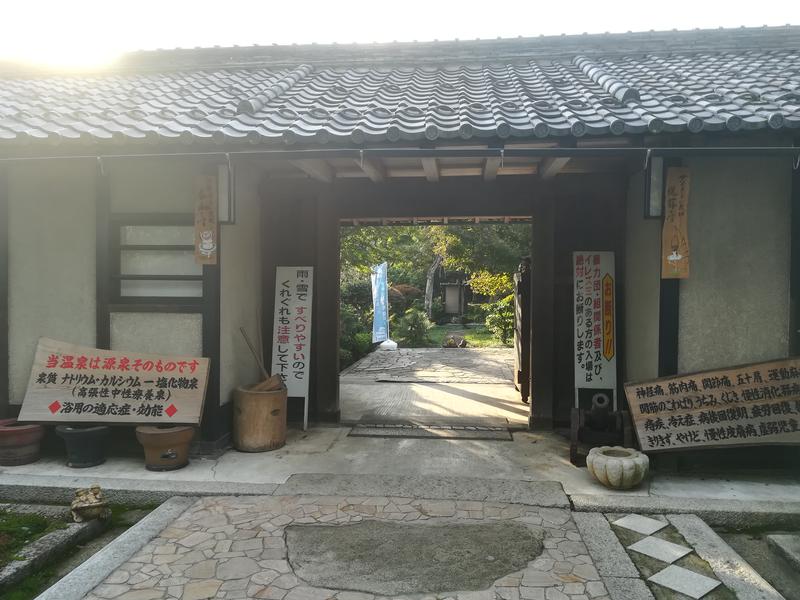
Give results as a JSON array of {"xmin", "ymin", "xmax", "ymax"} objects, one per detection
[{"xmin": 1, "ymin": 29, "xmax": 799, "ymax": 150}]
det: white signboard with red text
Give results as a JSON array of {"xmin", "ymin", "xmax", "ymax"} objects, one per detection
[
  {"xmin": 271, "ymin": 266, "xmax": 314, "ymax": 430},
  {"xmin": 573, "ymin": 251, "xmax": 617, "ymax": 411}
]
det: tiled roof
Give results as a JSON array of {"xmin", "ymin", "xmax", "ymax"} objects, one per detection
[{"xmin": 1, "ymin": 27, "xmax": 799, "ymax": 150}]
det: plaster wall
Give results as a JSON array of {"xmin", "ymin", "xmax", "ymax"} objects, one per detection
[
  {"xmin": 110, "ymin": 313, "xmax": 203, "ymax": 356},
  {"xmin": 678, "ymin": 157, "xmax": 792, "ymax": 372},
  {"xmin": 219, "ymin": 163, "xmax": 263, "ymax": 405},
  {"xmin": 108, "ymin": 159, "xmax": 206, "ymax": 358},
  {"xmin": 110, "ymin": 159, "xmax": 207, "ymax": 213},
  {"xmin": 7, "ymin": 161, "xmax": 96, "ymax": 404},
  {"xmin": 623, "ymin": 171, "xmax": 661, "ymax": 382}
]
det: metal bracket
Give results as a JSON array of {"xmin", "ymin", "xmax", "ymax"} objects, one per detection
[
  {"xmin": 643, "ymin": 148, "xmax": 652, "ymax": 171},
  {"xmin": 793, "ymin": 152, "xmax": 800, "ymax": 171},
  {"xmin": 359, "ymin": 149, "xmax": 364, "ymax": 170},
  {"xmin": 96, "ymin": 156, "xmax": 106, "ymax": 177},
  {"xmin": 500, "ymin": 148, "xmax": 505, "ymax": 169}
]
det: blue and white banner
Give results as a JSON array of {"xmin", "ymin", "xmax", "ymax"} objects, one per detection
[{"xmin": 371, "ymin": 262, "xmax": 389, "ymax": 343}]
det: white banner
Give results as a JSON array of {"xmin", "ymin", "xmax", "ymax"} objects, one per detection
[
  {"xmin": 271, "ymin": 266, "xmax": 314, "ymax": 429},
  {"xmin": 573, "ymin": 251, "xmax": 617, "ymax": 411}
]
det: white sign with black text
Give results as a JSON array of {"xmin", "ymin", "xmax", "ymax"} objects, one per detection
[{"xmin": 271, "ymin": 266, "xmax": 314, "ymax": 430}]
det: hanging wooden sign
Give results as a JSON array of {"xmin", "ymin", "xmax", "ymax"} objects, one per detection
[
  {"xmin": 195, "ymin": 175, "xmax": 218, "ymax": 265},
  {"xmin": 625, "ymin": 358, "xmax": 800, "ymax": 452},
  {"xmin": 661, "ymin": 167, "xmax": 690, "ymax": 279},
  {"xmin": 18, "ymin": 338, "xmax": 210, "ymax": 425}
]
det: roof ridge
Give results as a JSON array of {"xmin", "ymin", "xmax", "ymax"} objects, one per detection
[
  {"xmin": 573, "ymin": 55, "xmax": 640, "ymax": 103},
  {"xmin": 236, "ymin": 63, "xmax": 314, "ymax": 115}
]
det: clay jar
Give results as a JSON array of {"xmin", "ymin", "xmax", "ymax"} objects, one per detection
[
  {"xmin": 135, "ymin": 425, "xmax": 194, "ymax": 471},
  {"xmin": 0, "ymin": 418, "xmax": 44, "ymax": 466},
  {"xmin": 55, "ymin": 424, "xmax": 111, "ymax": 468}
]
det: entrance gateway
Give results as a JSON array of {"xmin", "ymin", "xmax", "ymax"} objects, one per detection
[{"xmin": 0, "ymin": 28, "xmax": 797, "ymax": 458}]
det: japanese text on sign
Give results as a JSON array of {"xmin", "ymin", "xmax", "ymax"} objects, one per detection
[
  {"xmin": 573, "ymin": 251, "xmax": 617, "ymax": 409},
  {"xmin": 18, "ymin": 338, "xmax": 209, "ymax": 424},
  {"xmin": 625, "ymin": 358, "xmax": 800, "ymax": 452},
  {"xmin": 271, "ymin": 267, "xmax": 314, "ymax": 399},
  {"xmin": 661, "ymin": 167, "xmax": 690, "ymax": 279}
]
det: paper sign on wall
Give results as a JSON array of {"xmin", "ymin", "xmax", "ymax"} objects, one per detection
[
  {"xmin": 195, "ymin": 175, "xmax": 218, "ymax": 265},
  {"xmin": 18, "ymin": 338, "xmax": 209, "ymax": 424},
  {"xmin": 573, "ymin": 251, "xmax": 617, "ymax": 411},
  {"xmin": 271, "ymin": 266, "xmax": 314, "ymax": 430},
  {"xmin": 661, "ymin": 167, "xmax": 690, "ymax": 279},
  {"xmin": 625, "ymin": 358, "xmax": 800, "ymax": 452}
]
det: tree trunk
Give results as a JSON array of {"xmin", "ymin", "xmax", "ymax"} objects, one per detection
[{"xmin": 424, "ymin": 255, "xmax": 442, "ymax": 318}]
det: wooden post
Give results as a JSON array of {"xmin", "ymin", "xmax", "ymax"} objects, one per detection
[
  {"xmin": 0, "ymin": 166, "xmax": 9, "ymax": 418},
  {"xmin": 530, "ymin": 194, "xmax": 556, "ymax": 430},
  {"xmin": 314, "ymin": 191, "xmax": 341, "ymax": 422}
]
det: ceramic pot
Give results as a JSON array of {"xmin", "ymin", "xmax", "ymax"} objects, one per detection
[
  {"xmin": 135, "ymin": 425, "xmax": 194, "ymax": 471},
  {"xmin": 55, "ymin": 424, "xmax": 111, "ymax": 468},
  {"xmin": 586, "ymin": 445, "xmax": 649, "ymax": 489},
  {"xmin": 0, "ymin": 418, "xmax": 44, "ymax": 466}
]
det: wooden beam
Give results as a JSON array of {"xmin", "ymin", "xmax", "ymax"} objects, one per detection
[
  {"xmin": 539, "ymin": 157, "xmax": 571, "ymax": 180},
  {"xmin": 290, "ymin": 159, "xmax": 334, "ymax": 183},
  {"xmin": 421, "ymin": 158, "xmax": 439, "ymax": 182},
  {"xmin": 353, "ymin": 157, "xmax": 386, "ymax": 183},
  {"xmin": 483, "ymin": 157, "xmax": 501, "ymax": 181}
]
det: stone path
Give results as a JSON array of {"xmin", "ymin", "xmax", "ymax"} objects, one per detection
[
  {"xmin": 341, "ymin": 348, "xmax": 515, "ymax": 383},
  {"xmin": 85, "ymin": 495, "xmax": 609, "ymax": 600},
  {"xmin": 340, "ymin": 348, "xmax": 525, "ymax": 426}
]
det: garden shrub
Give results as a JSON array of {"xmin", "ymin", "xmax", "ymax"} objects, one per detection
[
  {"xmin": 484, "ymin": 294, "xmax": 515, "ymax": 344},
  {"xmin": 396, "ymin": 307, "xmax": 433, "ymax": 347}
]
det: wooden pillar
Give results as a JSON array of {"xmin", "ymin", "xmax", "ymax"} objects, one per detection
[
  {"xmin": 314, "ymin": 192, "xmax": 341, "ymax": 421},
  {"xmin": 260, "ymin": 180, "xmax": 325, "ymax": 421},
  {"xmin": 791, "ymin": 165, "xmax": 800, "ymax": 356},
  {"xmin": 95, "ymin": 161, "xmax": 111, "ymax": 349},
  {"xmin": 530, "ymin": 194, "xmax": 556, "ymax": 429},
  {"xmin": 0, "ymin": 166, "xmax": 8, "ymax": 418}
]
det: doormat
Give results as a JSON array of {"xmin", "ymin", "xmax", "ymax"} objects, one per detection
[{"xmin": 348, "ymin": 423, "xmax": 512, "ymax": 441}]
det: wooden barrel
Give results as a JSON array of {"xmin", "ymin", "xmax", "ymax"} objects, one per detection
[{"xmin": 233, "ymin": 384, "xmax": 288, "ymax": 452}]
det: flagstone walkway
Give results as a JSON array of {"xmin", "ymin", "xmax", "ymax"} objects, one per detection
[{"xmin": 85, "ymin": 495, "xmax": 608, "ymax": 600}]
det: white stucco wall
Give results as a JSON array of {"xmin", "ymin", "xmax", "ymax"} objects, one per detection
[
  {"xmin": 110, "ymin": 159, "xmax": 206, "ymax": 213},
  {"xmin": 678, "ymin": 157, "xmax": 792, "ymax": 372},
  {"xmin": 7, "ymin": 161, "xmax": 96, "ymax": 404},
  {"xmin": 623, "ymin": 171, "xmax": 661, "ymax": 382},
  {"xmin": 110, "ymin": 313, "xmax": 203, "ymax": 356},
  {"xmin": 219, "ymin": 163, "xmax": 263, "ymax": 405}
]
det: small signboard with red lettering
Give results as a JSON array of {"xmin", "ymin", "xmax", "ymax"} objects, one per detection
[
  {"xmin": 625, "ymin": 358, "xmax": 800, "ymax": 452},
  {"xmin": 18, "ymin": 338, "xmax": 210, "ymax": 424}
]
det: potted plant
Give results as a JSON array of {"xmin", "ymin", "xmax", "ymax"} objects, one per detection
[
  {"xmin": 55, "ymin": 424, "xmax": 111, "ymax": 468},
  {"xmin": 0, "ymin": 418, "xmax": 44, "ymax": 466},
  {"xmin": 135, "ymin": 425, "xmax": 194, "ymax": 471}
]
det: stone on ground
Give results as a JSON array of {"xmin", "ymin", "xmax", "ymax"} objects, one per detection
[{"xmin": 285, "ymin": 520, "xmax": 544, "ymax": 595}]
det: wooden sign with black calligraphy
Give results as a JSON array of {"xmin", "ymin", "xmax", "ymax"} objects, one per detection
[
  {"xmin": 661, "ymin": 167, "xmax": 690, "ymax": 279},
  {"xmin": 18, "ymin": 338, "xmax": 210, "ymax": 425},
  {"xmin": 625, "ymin": 358, "xmax": 800, "ymax": 452}
]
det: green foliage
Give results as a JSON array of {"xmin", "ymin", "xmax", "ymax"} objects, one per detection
[
  {"xmin": 430, "ymin": 223, "xmax": 531, "ymax": 275},
  {"xmin": 339, "ymin": 303, "xmax": 374, "ymax": 369},
  {"xmin": 484, "ymin": 294, "xmax": 515, "ymax": 345},
  {"xmin": 0, "ymin": 511, "xmax": 60, "ymax": 568},
  {"xmin": 468, "ymin": 270, "xmax": 513, "ymax": 299},
  {"xmin": 340, "ymin": 280, "xmax": 372, "ymax": 312},
  {"xmin": 396, "ymin": 307, "xmax": 433, "ymax": 347},
  {"xmin": 431, "ymin": 297, "xmax": 446, "ymax": 323}
]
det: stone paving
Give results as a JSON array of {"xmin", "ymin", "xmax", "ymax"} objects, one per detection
[
  {"xmin": 85, "ymin": 495, "xmax": 610, "ymax": 600},
  {"xmin": 341, "ymin": 348, "xmax": 515, "ymax": 384}
]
